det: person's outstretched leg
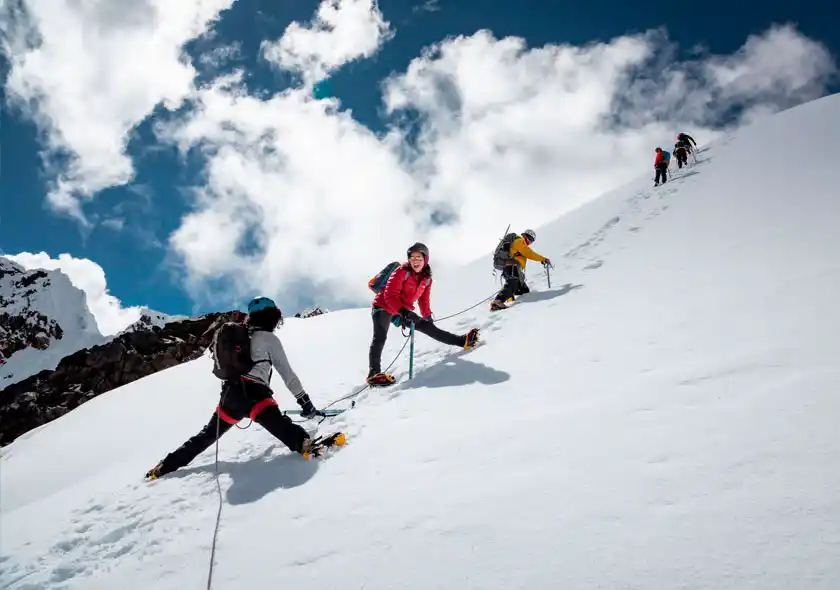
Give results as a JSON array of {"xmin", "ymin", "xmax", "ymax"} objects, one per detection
[
  {"xmin": 251, "ymin": 402, "xmax": 311, "ymax": 454},
  {"xmin": 412, "ymin": 318, "xmax": 479, "ymax": 349},
  {"xmin": 147, "ymin": 411, "xmax": 235, "ymax": 478}
]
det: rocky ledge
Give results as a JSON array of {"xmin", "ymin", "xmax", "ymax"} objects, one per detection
[{"xmin": 0, "ymin": 310, "xmax": 246, "ymax": 446}]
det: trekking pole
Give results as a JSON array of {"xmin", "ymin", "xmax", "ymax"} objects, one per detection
[
  {"xmin": 408, "ymin": 321, "xmax": 415, "ymax": 379},
  {"xmin": 544, "ymin": 262, "xmax": 552, "ymax": 288}
]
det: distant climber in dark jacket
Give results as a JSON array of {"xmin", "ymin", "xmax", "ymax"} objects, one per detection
[
  {"xmin": 676, "ymin": 132, "xmax": 697, "ymax": 153},
  {"xmin": 674, "ymin": 141, "xmax": 689, "ymax": 168}
]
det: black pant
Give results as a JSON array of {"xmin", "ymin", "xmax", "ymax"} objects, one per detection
[
  {"xmin": 655, "ymin": 164, "xmax": 668, "ymax": 184},
  {"xmin": 494, "ymin": 264, "xmax": 529, "ymax": 304},
  {"xmin": 156, "ymin": 379, "xmax": 309, "ymax": 476},
  {"xmin": 368, "ymin": 308, "xmax": 464, "ymax": 376},
  {"xmin": 676, "ymin": 149, "xmax": 687, "ymax": 168}
]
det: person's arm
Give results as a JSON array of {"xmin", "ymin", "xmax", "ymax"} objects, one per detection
[
  {"xmin": 418, "ymin": 278, "xmax": 433, "ymax": 318},
  {"xmin": 267, "ymin": 334, "xmax": 305, "ymax": 398},
  {"xmin": 514, "ymin": 237, "xmax": 547, "ymax": 263},
  {"xmin": 267, "ymin": 334, "xmax": 319, "ymax": 416}
]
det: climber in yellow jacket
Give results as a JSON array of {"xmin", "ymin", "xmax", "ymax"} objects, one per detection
[{"xmin": 490, "ymin": 229, "xmax": 552, "ymax": 311}]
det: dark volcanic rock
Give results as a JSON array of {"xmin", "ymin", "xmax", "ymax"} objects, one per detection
[{"xmin": 0, "ymin": 310, "xmax": 247, "ymax": 446}]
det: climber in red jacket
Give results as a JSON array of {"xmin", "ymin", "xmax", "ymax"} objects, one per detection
[
  {"xmin": 654, "ymin": 147, "xmax": 670, "ymax": 186},
  {"xmin": 366, "ymin": 242, "xmax": 480, "ymax": 386}
]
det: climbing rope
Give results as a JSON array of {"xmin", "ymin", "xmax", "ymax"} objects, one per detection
[
  {"xmin": 207, "ymin": 403, "xmax": 224, "ymax": 590},
  {"xmin": 318, "ymin": 291, "xmax": 498, "ymax": 414},
  {"xmin": 433, "ymin": 292, "xmax": 496, "ymax": 322},
  {"xmin": 320, "ymin": 329, "xmax": 412, "ymax": 412}
]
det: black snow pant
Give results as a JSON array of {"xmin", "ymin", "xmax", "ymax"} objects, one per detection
[
  {"xmin": 156, "ymin": 378, "xmax": 309, "ymax": 476},
  {"xmin": 655, "ymin": 164, "xmax": 668, "ymax": 184},
  {"xmin": 494, "ymin": 264, "xmax": 530, "ymax": 304},
  {"xmin": 676, "ymin": 149, "xmax": 687, "ymax": 168},
  {"xmin": 368, "ymin": 308, "xmax": 464, "ymax": 376}
]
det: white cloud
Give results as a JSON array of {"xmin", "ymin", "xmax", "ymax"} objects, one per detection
[
  {"xmin": 0, "ymin": 0, "xmax": 235, "ymax": 224},
  {"xmin": 159, "ymin": 21, "xmax": 836, "ymax": 314},
  {"xmin": 158, "ymin": 76, "xmax": 420, "ymax": 310},
  {"xmin": 261, "ymin": 0, "xmax": 393, "ymax": 85},
  {"xmin": 704, "ymin": 24, "xmax": 838, "ymax": 116},
  {"xmin": 6, "ymin": 252, "xmax": 144, "ymax": 336},
  {"xmin": 199, "ymin": 41, "xmax": 243, "ymax": 69}
]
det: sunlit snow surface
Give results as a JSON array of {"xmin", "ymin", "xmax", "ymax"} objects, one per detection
[{"xmin": 2, "ymin": 95, "xmax": 840, "ymax": 590}]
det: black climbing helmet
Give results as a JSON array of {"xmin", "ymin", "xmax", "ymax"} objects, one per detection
[{"xmin": 407, "ymin": 242, "xmax": 429, "ymax": 260}]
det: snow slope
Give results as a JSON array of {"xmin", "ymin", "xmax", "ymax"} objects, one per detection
[
  {"xmin": 0, "ymin": 258, "xmax": 105, "ymax": 386},
  {"xmin": 3, "ymin": 94, "xmax": 840, "ymax": 590}
]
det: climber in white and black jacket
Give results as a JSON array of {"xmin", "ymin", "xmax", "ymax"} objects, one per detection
[{"xmin": 145, "ymin": 297, "xmax": 319, "ymax": 479}]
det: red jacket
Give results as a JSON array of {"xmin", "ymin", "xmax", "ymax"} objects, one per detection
[
  {"xmin": 372, "ymin": 263, "xmax": 433, "ymax": 317},
  {"xmin": 654, "ymin": 151, "xmax": 665, "ymax": 167}
]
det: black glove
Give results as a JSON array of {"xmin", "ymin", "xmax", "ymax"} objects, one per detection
[
  {"xmin": 422, "ymin": 314, "xmax": 434, "ymax": 324},
  {"xmin": 542, "ymin": 258, "xmax": 553, "ymax": 268},
  {"xmin": 399, "ymin": 308, "xmax": 422, "ymax": 325},
  {"xmin": 297, "ymin": 393, "xmax": 318, "ymax": 419}
]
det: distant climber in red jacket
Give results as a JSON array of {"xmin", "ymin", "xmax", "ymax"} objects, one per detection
[
  {"xmin": 654, "ymin": 147, "xmax": 670, "ymax": 186},
  {"xmin": 366, "ymin": 242, "xmax": 480, "ymax": 386}
]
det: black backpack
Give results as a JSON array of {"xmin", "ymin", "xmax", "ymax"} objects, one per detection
[
  {"xmin": 211, "ymin": 322, "xmax": 254, "ymax": 380},
  {"xmin": 493, "ymin": 232, "xmax": 519, "ymax": 270}
]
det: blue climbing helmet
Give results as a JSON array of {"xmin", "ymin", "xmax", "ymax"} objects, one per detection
[
  {"xmin": 247, "ymin": 296, "xmax": 283, "ymax": 330},
  {"xmin": 247, "ymin": 296, "xmax": 278, "ymax": 314}
]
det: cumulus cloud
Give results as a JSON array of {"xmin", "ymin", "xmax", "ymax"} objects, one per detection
[
  {"xmin": 6, "ymin": 252, "xmax": 145, "ymax": 335},
  {"xmin": 0, "ymin": 0, "xmax": 235, "ymax": 224},
  {"xmin": 261, "ymin": 0, "xmax": 393, "ymax": 85},
  {"xmin": 157, "ymin": 20, "xmax": 836, "ymax": 313},
  {"xmin": 158, "ymin": 75, "xmax": 420, "ymax": 311}
]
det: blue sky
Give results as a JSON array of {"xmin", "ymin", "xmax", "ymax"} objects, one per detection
[{"xmin": 1, "ymin": 0, "xmax": 838, "ymax": 333}]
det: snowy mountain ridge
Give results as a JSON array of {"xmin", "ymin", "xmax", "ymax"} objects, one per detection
[
  {"xmin": 0, "ymin": 256, "xmax": 187, "ymax": 388},
  {"xmin": 118, "ymin": 309, "xmax": 189, "ymax": 335},
  {"xmin": 2, "ymin": 94, "xmax": 840, "ymax": 590},
  {"xmin": 0, "ymin": 257, "xmax": 105, "ymax": 385}
]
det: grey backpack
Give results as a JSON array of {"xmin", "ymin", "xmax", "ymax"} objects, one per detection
[{"xmin": 493, "ymin": 233, "xmax": 519, "ymax": 270}]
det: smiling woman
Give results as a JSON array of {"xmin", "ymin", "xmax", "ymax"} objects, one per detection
[{"xmin": 365, "ymin": 241, "xmax": 480, "ymax": 386}]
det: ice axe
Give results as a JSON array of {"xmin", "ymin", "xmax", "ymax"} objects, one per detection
[{"xmin": 543, "ymin": 259, "xmax": 555, "ymax": 288}]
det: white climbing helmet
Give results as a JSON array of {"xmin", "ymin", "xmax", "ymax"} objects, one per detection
[{"xmin": 522, "ymin": 229, "xmax": 536, "ymax": 243}]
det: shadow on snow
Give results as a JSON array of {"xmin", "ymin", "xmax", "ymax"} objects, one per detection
[
  {"xmin": 163, "ymin": 446, "xmax": 317, "ymax": 505},
  {"xmin": 518, "ymin": 283, "xmax": 583, "ymax": 303}
]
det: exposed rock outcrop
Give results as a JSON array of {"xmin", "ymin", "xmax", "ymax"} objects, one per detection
[{"xmin": 0, "ymin": 310, "xmax": 245, "ymax": 446}]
